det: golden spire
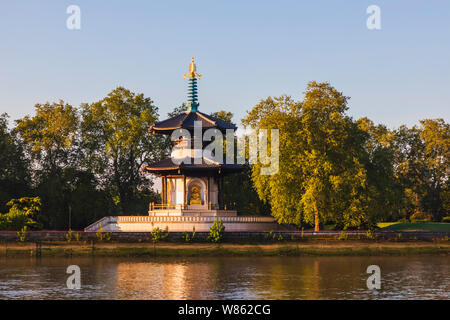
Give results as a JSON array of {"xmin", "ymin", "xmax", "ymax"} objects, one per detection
[{"xmin": 184, "ymin": 57, "xmax": 202, "ymax": 79}]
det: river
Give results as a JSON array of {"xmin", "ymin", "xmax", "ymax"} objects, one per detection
[{"xmin": 0, "ymin": 256, "xmax": 448, "ymax": 299}]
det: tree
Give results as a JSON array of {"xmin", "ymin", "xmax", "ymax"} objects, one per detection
[
  {"xmin": 168, "ymin": 103, "xmax": 188, "ymax": 117},
  {"xmin": 210, "ymin": 110, "xmax": 233, "ymax": 123},
  {"xmin": 15, "ymin": 101, "xmax": 79, "ymax": 172},
  {"xmin": 393, "ymin": 119, "xmax": 449, "ymax": 220},
  {"xmin": 243, "ymin": 82, "xmax": 373, "ymax": 230},
  {"xmin": 0, "ymin": 197, "xmax": 42, "ymax": 230},
  {"xmin": 15, "ymin": 102, "xmax": 80, "ymax": 228},
  {"xmin": 356, "ymin": 117, "xmax": 402, "ymax": 223},
  {"xmin": 81, "ymin": 87, "xmax": 163, "ymax": 215},
  {"xmin": 0, "ymin": 113, "xmax": 30, "ymax": 213},
  {"xmin": 419, "ymin": 119, "xmax": 449, "ymax": 220}
]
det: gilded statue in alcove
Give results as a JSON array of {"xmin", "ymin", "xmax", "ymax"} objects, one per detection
[{"xmin": 189, "ymin": 184, "xmax": 202, "ymax": 205}]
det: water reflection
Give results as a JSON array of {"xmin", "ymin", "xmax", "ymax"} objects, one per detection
[{"xmin": 0, "ymin": 256, "xmax": 448, "ymax": 299}]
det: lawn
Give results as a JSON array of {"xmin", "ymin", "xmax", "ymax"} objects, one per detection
[{"xmin": 377, "ymin": 222, "xmax": 450, "ymax": 232}]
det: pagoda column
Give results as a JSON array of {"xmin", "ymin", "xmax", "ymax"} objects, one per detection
[
  {"xmin": 162, "ymin": 176, "xmax": 167, "ymax": 205},
  {"xmin": 206, "ymin": 176, "xmax": 210, "ymax": 209},
  {"xmin": 217, "ymin": 174, "xmax": 223, "ymax": 210},
  {"xmin": 183, "ymin": 175, "xmax": 187, "ymax": 208}
]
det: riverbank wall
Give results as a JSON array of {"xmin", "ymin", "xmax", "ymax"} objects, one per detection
[{"xmin": 0, "ymin": 230, "xmax": 449, "ymax": 242}]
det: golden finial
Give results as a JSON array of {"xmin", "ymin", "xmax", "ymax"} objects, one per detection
[{"xmin": 184, "ymin": 57, "xmax": 202, "ymax": 79}]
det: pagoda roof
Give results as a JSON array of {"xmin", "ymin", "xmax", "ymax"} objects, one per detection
[
  {"xmin": 141, "ymin": 157, "xmax": 244, "ymax": 175},
  {"xmin": 149, "ymin": 111, "xmax": 237, "ymax": 135}
]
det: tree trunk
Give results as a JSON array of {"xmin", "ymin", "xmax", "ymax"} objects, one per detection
[{"xmin": 314, "ymin": 205, "xmax": 320, "ymax": 232}]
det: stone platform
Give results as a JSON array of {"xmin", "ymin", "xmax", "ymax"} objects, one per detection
[{"xmin": 84, "ymin": 215, "xmax": 285, "ymax": 232}]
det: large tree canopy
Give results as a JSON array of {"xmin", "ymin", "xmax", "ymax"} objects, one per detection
[
  {"xmin": 81, "ymin": 87, "xmax": 165, "ymax": 214},
  {"xmin": 243, "ymin": 82, "xmax": 388, "ymax": 230}
]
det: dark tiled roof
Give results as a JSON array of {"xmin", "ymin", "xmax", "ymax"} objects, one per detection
[
  {"xmin": 141, "ymin": 157, "xmax": 244, "ymax": 174},
  {"xmin": 149, "ymin": 111, "xmax": 236, "ymax": 134}
]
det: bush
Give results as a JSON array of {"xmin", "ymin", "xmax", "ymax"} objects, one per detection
[
  {"xmin": 17, "ymin": 226, "xmax": 28, "ymax": 242},
  {"xmin": 182, "ymin": 227, "xmax": 196, "ymax": 243},
  {"xmin": 410, "ymin": 211, "xmax": 433, "ymax": 222},
  {"xmin": 0, "ymin": 197, "xmax": 42, "ymax": 231},
  {"xmin": 95, "ymin": 222, "xmax": 112, "ymax": 241},
  {"xmin": 151, "ymin": 226, "xmax": 169, "ymax": 243},
  {"xmin": 208, "ymin": 219, "xmax": 225, "ymax": 243},
  {"xmin": 442, "ymin": 216, "xmax": 450, "ymax": 223},
  {"xmin": 338, "ymin": 231, "xmax": 348, "ymax": 240},
  {"xmin": 365, "ymin": 230, "xmax": 375, "ymax": 240}
]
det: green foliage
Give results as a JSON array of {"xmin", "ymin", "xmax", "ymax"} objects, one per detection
[
  {"xmin": 66, "ymin": 229, "xmax": 74, "ymax": 242},
  {"xmin": 15, "ymin": 101, "xmax": 79, "ymax": 170},
  {"xmin": 393, "ymin": 119, "xmax": 449, "ymax": 221},
  {"xmin": 0, "ymin": 114, "xmax": 30, "ymax": 213},
  {"xmin": 66, "ymin": 229, "xmax": 81, "ymax": 242},
  {"xmin": 208, "ymin": 219, "xmax": 225, "ymax": 243},
  {"xmin": 182, "ymin": 227, "xmax": 196, "ymax": 243},
  {"xmin": 210, "ymin": 110, "xmax": 233, "ymax": 123},
  {"xmin": 81, "ymin": 87, "xmax": 164, "ymax": 215},
  {"xmin": 151, "ymin": 226, "xmax": 169, "ymax": 243},
  {"xmin": 0, "ymin": 197, "xmax": 42, "ymax": 230},
  {"xmin": 95, "ymin": 223, "xmax": 112, "ymax": 241},
  {"xmin": 365, "ymin": 230, "xmax": 375, "ymax": 240},
  {"xmin": 17, "ymin": 226, "xmax": 28, "ymax": 242},
  {"xmin": 265, "ymin": 231, "xmax": 275, "ymax": 241},
  {"xmin": 243, "ymin": 82, "xmax": 373, "ymax": 230},
  {"xmin": 338, "ymin": 231, "xmax": 349, "ymax": 240}
]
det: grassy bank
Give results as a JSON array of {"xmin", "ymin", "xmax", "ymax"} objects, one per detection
[
  {"xmin": 2, "ymin": 241, "xmax": 449, "ymax": 257},
  {"xmin": 377, "ymin": 222, "xmax": 450, "ymax": 231}
]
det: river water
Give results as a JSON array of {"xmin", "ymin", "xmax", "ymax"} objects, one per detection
[{"xmin": 0, "ymin": 256, "xmax": 448, "ymax": 299}]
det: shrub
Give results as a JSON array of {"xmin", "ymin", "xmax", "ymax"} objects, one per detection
[
  {"xmin": 208, "ymin": 219, "xmax": 225, "ymax": 243},
  {"xmin": 338, "ymin": 231, "xmax": 348, "ymax": 240},
  {"xmin": 66, "ymin": 229, "xmax": 74, "ymax": 243},
  {"xmin": 182, "ymin": 227, "xmax": 196, "ymax": 243},
  {"xmin": 17, "ymin": 226, "xmax": 28, "ymax": 242},
  {"xmin": 95, "ymin": 223, "xmax": 112, "ymax": 241},
  {"xmin": 95, "ymin": 223, "xmax": 104, "ymax": 241},
  {"xmin": 365, "ymin": 230, "xmax": 375, "ymax": 240},
  {"xmin": 151, "ymin": 227, "xmax": 169, "ymax": 243},
  {"xmin": 442, "ymin": 216, "xmax": 450, "ymax": 223},
  {"xmin": 0, "ymin": 197, "xmax": 42, "ymax": 231}
]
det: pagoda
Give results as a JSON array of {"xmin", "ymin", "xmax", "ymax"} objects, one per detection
[{"xmin": 141, "ymin": 57, "xmax": 243, "ymax": 216}]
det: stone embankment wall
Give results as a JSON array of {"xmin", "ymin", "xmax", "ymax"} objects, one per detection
[{"xmin": 0, "ymin": 230, "xmax": 448, "ymax": 241}]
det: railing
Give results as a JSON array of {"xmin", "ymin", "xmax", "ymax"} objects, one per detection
[
  {"xmin": 149, "ymin": 203, "xmax": 186, "ymax": 210},
  {"xmin": 84, "ymin": 216, "xmax": 118, "ymax": 232},
  {"xmin": 118, "ymin": 216, "xmax": 275, "ymax": 223},
  {"xmin": 149, "ymin": 202, "xmax": 226, "ymax": 211}
]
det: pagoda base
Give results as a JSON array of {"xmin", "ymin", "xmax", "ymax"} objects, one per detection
[{"xmin": 84, "ymin": 215, "xmax": 287, "ymax": 232}]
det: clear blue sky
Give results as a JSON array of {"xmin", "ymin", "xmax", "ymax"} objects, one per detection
[{"xmin": 1, "ymin": 0, "xmax": 449, "ymax": 128}]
